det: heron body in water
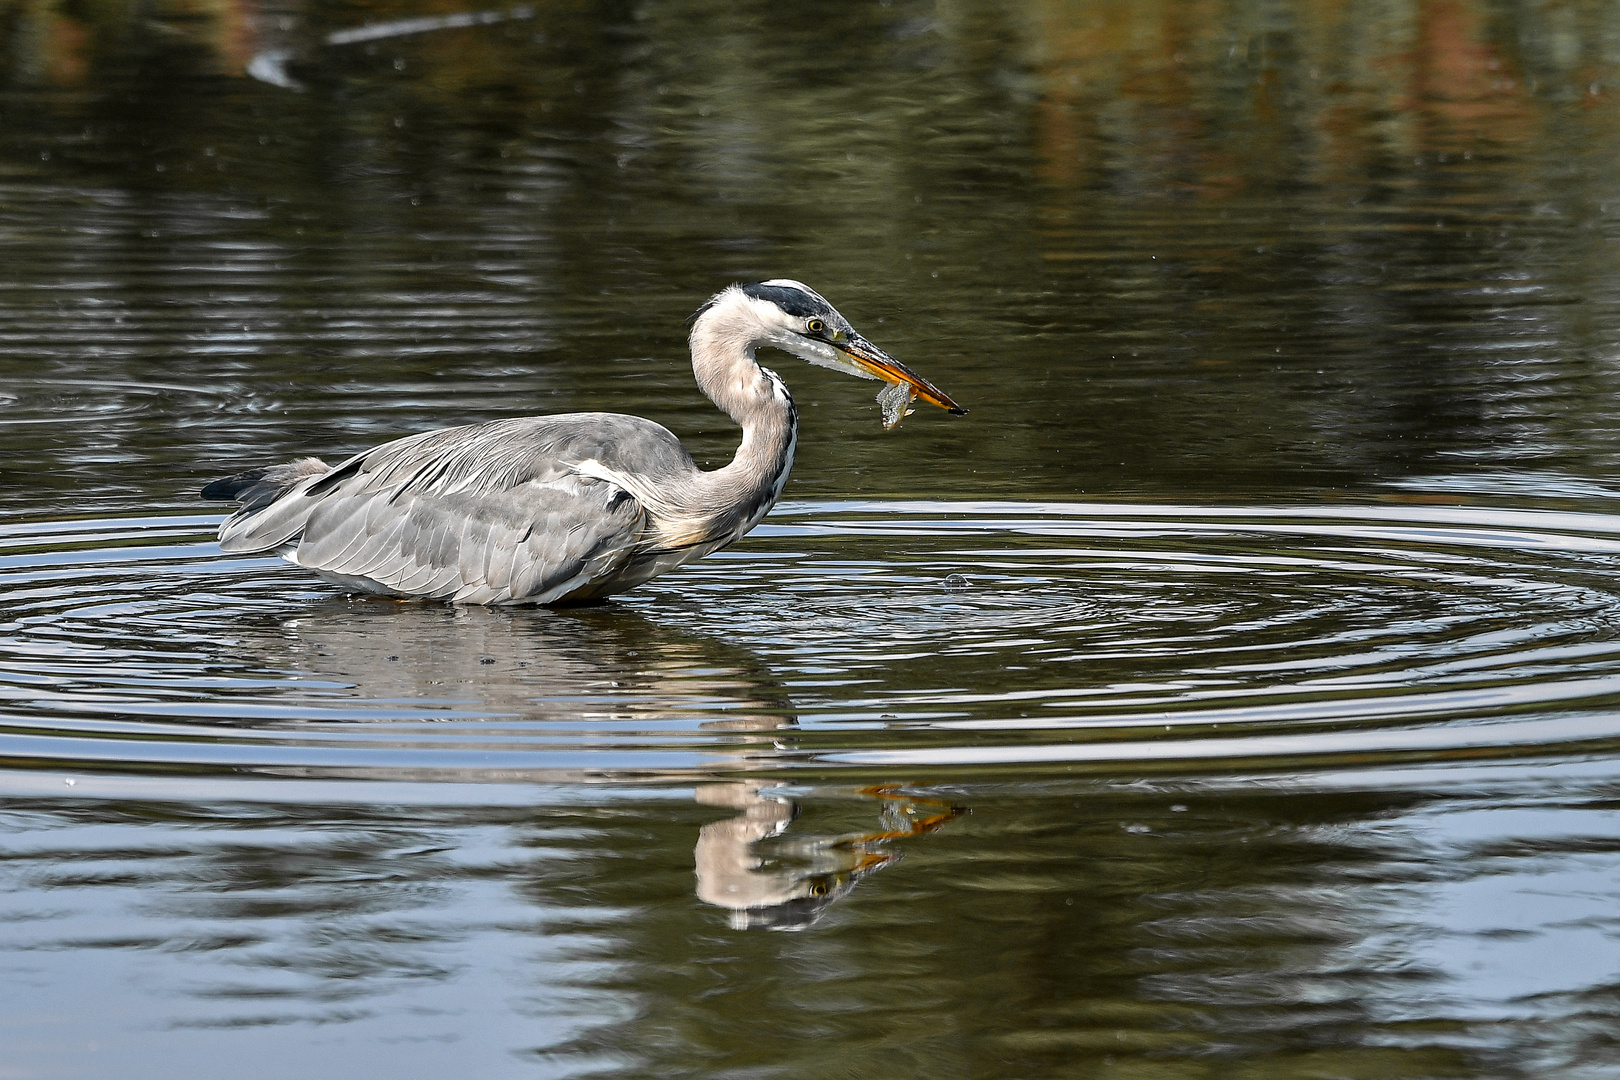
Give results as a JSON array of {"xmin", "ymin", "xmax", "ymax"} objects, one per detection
[{"xmin": 203, "ymin": 280, "xmax": 965, "ymax": 605}]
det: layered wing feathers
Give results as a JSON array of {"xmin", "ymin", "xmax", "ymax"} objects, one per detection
[{"xmin": 210, "ymin": 415, "xmax": 687, "ymax": 604}]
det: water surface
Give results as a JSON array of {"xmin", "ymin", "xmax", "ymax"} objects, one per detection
[{"xmin": 5, "ymin": 0, "xmax": 1620, "ymax": 1076}]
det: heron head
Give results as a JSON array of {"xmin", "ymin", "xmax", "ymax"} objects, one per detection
[{"xmin": 696, "ymin": 280, "xmax": 966, "ymax": 421}]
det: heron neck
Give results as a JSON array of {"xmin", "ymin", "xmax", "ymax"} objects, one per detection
[{"xmin": 679, "ymin": 318, "xmax": 799, "ymax": 544}]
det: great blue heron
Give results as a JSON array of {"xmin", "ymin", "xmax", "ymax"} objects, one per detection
[{"xmin": 202, "ymin": 280, "xmax": 965, "ymax": 605}]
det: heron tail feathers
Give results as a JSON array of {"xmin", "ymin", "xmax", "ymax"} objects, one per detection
[
  {"xmin": 201, "ymin": 458, "xmax": 329, "ymax": 511},
  {"xmin": 204, "ymin": 458, "xmax": 331, "ymax": 554}
]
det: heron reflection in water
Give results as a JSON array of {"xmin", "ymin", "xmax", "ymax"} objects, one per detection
[
  {"xmin": 228, "ymin": 599, "xmax": 963, "ymax": 928},
  {"xmin": 203, "ymin": 281, "xmax": 964, "ymax": 604},
  {"xmin": 696, "ymin": 783, "xmax": 964, "ymax": 931}
]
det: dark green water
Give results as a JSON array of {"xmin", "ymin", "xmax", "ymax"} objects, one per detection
[{"xmin": 5, "ymin": 0, "xmax": 1620, "ymax": 1076}]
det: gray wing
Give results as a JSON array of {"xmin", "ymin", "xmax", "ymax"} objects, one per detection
[{"xmin": 212, "ymin": 414, "xmax": 695, "ymax": 604}]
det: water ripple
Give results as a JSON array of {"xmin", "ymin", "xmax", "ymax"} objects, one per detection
[{"xmin": 3, "ymin": 500, "xmax": 1620, "ymax": 781}]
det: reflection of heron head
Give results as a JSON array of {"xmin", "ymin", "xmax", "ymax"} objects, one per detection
[
  {"xmin": 720, "ymin": 870, "xmax": 862, "ymax": 932},
  {"xmin": 693, "ymin": 782, "xmax": 960, "ymax": 932},
  {"xmin": 696, "ymin": 822, "xmax": 902, "ymax": 932}
]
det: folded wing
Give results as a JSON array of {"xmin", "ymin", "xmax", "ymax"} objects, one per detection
[{"xmin": 207, "ymin": 415, "xmax": 686, "ymax": 605}]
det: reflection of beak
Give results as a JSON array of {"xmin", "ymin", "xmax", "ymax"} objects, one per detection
[{"xmin": 837, "ymin": 334, "xmax": 967, "ymax": 415}]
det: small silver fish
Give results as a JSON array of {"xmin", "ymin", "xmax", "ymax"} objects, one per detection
[{"xmin": 876, "ymin": 380, "xmax": 917, "ymax": 431}]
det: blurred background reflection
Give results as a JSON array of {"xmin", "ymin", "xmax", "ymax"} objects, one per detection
[{"xmin": 4, "ymin": 0, "xmax": 1620, "ymax": 509}]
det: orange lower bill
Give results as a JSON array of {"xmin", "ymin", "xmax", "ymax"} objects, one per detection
[{"xmin": 839, "ymin": 341, "xmax": 967, "ymax": 415}]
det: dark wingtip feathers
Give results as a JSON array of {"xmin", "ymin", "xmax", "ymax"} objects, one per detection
[
  {"xmin": 201, "ymin": 469, "xmax": 268, "ymax": 502},
  {"xmin": 201, "ymin": 458, "xmax": 330, "ymax": 510}
]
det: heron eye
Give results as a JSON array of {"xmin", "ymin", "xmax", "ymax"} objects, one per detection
[{"xmin": 806, "ymin": 319, "xmax": 825, "ymax": 335}]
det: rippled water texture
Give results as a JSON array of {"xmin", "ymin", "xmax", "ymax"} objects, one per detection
[
  {"xmin": 11, "ymin": 501, "xmax": 1620, "ymax": 777},
  {"xmin": 6, "ymin": 0, "xmax": 1620, "ymax": 1076}
]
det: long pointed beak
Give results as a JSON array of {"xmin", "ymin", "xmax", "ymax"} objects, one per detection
[{"xmin": 837, "ymin": 334, "xmax": 967, "ymax": 415}]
